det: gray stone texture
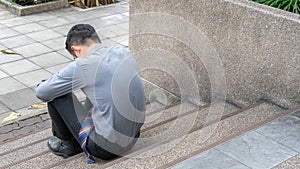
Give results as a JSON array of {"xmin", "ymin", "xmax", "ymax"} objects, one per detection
[
  {"xmin": 0, "ymin": 70, "xmax": 8, "ymax": 79},
  {"xmin": 0, "ymin": 102, "xmax": 9, "ymax": 114},
  {"xmin": 0, "ymin": 77, "xmax": 26, "ymax": 95},
  {"xmin": 41, "ymin": 37, "xmax": 67, "ymax": 51},
  {"xmin": 217, "ymin": 131, "xmax": 298, "ymax": 169},
  {"xmin": 28, "ymin": 52, "xmax": 70, "ymax": 68},
  {"xmin": 12, "ymin": 43, "xmax": 53, "ymax": 58},
  {"xmin": 1, "ymin": 17, "xmax": 31, "ymax": 27},
  {"xmin": 37, "ymin": 17, "xmax": 70, "ymax": 28},
  {"xmin": 14, "ymin": 69, "xmax": 52, "ymax": 87},
  {"xmin": 172, "ymin": 149, "xmax": 250, "ymax": 169},
  {"xmin": 0, "ymin": 59, "xmax": 41, "ymax": 75},
  {"xmin": 0, "ymin": 88, "xmax": 40, "ymax": 110},
  {"xmin": 0, "ymin": 27, "xmax": 20, "ymax": 39},
  {"xmin": 1, "ymin": 35, "xmax": 36, "ymax": 49},
  {"xmin": 256, "ymin": 115, "xmax": 300, "ymax": 153},
  {"xmin": 130, "ymin": 0, "xmax": 300, "ymax": 108},
  {"xmin": 26, "ymin": 29, "xmax": 62, "ymax": 42},
  {"xmin": 11, "ymin": 23, "xmax": 47, "ymax": 34},
  {"xmin": 46, "ymin": 62, "xmax": 71, "ymax": 73},
  {"xmin": 0, "ymin": 53, "xmax": 23, "ymax": 65}
]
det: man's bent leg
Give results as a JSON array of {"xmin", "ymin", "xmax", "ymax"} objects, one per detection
[{"xmin": 47, "ymin": 93, "xmax": 87, "ymax": 157}]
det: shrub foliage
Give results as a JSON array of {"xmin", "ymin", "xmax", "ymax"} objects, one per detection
[{"xmin": 251, "ymin": 0, "xmax": 300, "ymax": 14}]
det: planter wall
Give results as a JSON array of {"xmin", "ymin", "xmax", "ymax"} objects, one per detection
[
  {"xmin": 130, "ymin": 0, "xmax": 300, "ymax": 108},
  {"xmin": 0, "ymin": 0, "xmax": 68, "ymax": 16}
]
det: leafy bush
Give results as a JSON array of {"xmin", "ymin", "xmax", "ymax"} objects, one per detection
[
  {"xmin": 12, "ymin": 0, "xmax": 51, "ymax": 6},
  {"xmin": 251, "ymin": 0, "xmax": 300, "ymax": 14}
]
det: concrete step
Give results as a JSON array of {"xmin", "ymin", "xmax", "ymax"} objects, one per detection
[
  {"xmin": 5, "ymin": 100, "xmax": 284, "ymax": 169},
  {"xmin": 0, "ymin": 101, "xmax": 181, "ymax": 168},
  {"xmin": 46, "ymin": 101, "xmax": 239, "ymax": 168},
  {"xmin": 0, "ymin": 128, "xmax": 51, "ymax": 156},
  {"xmin": 96, "ymin": 102, "xmax": 285, "ymax": 169}
]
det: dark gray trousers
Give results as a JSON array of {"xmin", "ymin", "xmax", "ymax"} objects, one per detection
[{"xmin": 47, "ymin": 93, "xmax": 119, "ymax": 160}]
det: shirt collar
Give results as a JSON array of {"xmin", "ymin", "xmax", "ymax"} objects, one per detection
[{"xmin": 88, "ymin": 43, "xmax": 106, "ymax": 55}]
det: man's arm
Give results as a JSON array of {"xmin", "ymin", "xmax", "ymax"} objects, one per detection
[{"xmin": 35, "ymin": 61, "xmax": 87, "ymax": 102}]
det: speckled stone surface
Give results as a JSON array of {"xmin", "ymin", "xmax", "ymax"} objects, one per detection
[
  {"xmin": 140, "ymin": 102, "xmax": 238, "ymax": 141},
  {"xmin": 11, "ymin": 152, "xmax": 64, "ymax": 169},
  {"xmin": 143, "ymin": 101, "xmax": 206, "ymax": 130},
  {"xmin": 0, "ymin": 100, "xmax": 182, "ymax": 168},
  {"xmin": 0, "ymin": 140, "xmax": 47, "ymax": 167},
  {"xmin": 130, "ymin": 0, "xmax": 300, "ymax": 108},
  {"xmin": 143, "ymin": 78, "xmax": 180, "ymax": 106},
  {"xmin": 274, "ymin": 154, "xmax": 300, "ymax": 169},
  {"xmin": 125, "ymin": 102, "xmax": 238, "ymax": 158},
  {"xmin": 0, "ymin": 128, "xmax": 51, "ymax": 155},
  {"xmin": 103, "ymin": 103, "xmax": 283, "ymax": 169},
  {"xmin": 51, "ymin": 154, "xmax": 106, "ymax": 169}
]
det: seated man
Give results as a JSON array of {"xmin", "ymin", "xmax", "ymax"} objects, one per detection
[{"xmin": 35, "ymin": 24, "xmax": 146, "ymax": 163}]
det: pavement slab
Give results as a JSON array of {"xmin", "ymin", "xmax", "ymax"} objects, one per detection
[
  {"xmin": 12, "ymin": 42, "xmax": 53, "ymax": 58},
  {"xmin": 1, "ymin": 17, "xmax": 31, "ymax": 27},
  {"xmin": 51, "ymin": 24, "xmax": 74, "ymax": 35},
  {"xmin": 41, "ymin": 37, "xmax": 67, "ymax": 51},
  {"xmin": 37, "ymin": 17, "xmax": 71, "ymax": 28},
  {"xmin": 171, "ymin": 149, "xmax": 250, "ymax": 169},
  {"xmin": 0, "ymin": 101, "xmax": 9, "ymax": 114},
  {"xmin": 0, "ymin": 88, "xmax": 40, "ymax": 110},
  {"xmin": 11, "ymin": 23, "xmax": 47, "ymax": 34},
  {"xmin": 45, "ymin": 62, "xmax": 72, "ymax": 74},
  {"xmin": 57, "ymin": 49, "xmax": 73, "ymax": 59},
  {"xmin": 0, "ymin": 52, "xmax": 23, "ymax": 64},
  {"xmin": 1, "ymin": 35, "xmax": 36, "ymax": 49},
  {"xmin": 14, "ymin": 69, "xmax": 52, "ymax": 87},
  {"xmin": 0, "ymin": 77, "xmax": 26, "ymax": 95},
  {"xmin": 29, "ymin": 52, "xmax": 71, "ymax": 68},
  {"xmin": 0, "ymin": 69, "xmax": 8, "ymax": 79},
  {"xmin": 22, "ymin": 12, "xmax": 56, "ymax": 22},
  {"xmin": 0, "ymin": 11, "xmax": 15, "ymax": 20},
  {"xmin": 217, "ymin": 131, "xmax": 297, "ymax": 169},
  {"xmin": 0, "ymin": 43, "xmax": 6, "ymax": 49},
  {"xmin": 0, "ymin": 27, "xmax": 20, "ymax": 39},
  {"xmin": 0, "ymin": 59, "xmax": 41, "ymax": 76},
  {"xmin": 256, "ymin": 114, "xmax": 300, "ymax": 153},
  {"xmin": 25, "ymin": 29, "xmax": 63, "ymax": 42}
]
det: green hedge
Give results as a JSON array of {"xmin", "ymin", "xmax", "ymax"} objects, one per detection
[{"xmin": 251, "ymin": 0, "xmax": 300, "ymax": 14}]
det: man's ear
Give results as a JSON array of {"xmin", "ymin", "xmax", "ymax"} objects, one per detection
[{"xmin": 71, "ymin": 45, "xmax": 81, "ymax": 58}]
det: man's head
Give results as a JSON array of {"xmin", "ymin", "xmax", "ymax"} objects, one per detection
[{"xmin": 65, "ymin": 24, "xmax": 101, "ymax": 59}]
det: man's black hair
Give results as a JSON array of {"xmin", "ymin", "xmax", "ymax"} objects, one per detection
[{"xmin": 65, "ymin": 24, "xmax": 101, "ymax": 55}]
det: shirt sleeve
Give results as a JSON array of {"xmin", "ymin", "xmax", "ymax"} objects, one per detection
[{"xmin": 35, "ymin": 61, "xmax": 87, "ymax": 102}]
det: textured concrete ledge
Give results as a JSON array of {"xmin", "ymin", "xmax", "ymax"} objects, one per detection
[
  {"xmin": 0, "ymin": 0, "xmax": 68, "ymax": 16},
  {"xmin": 130, "ymin": 0, "xmax": 300, "ymax": 108}
]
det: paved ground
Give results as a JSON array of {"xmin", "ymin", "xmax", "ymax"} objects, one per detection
[
  {"xmin": 0, "ymin": 1, "xmax": 129, "ymax": 124},
  {"xmin": 172, "ymin": 110, "xmax": 300, "ymax": 169}
]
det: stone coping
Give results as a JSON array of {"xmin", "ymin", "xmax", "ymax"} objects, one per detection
[{"xmin": 0, "ymin": 0, "xmax": 69, "ymax": 16}]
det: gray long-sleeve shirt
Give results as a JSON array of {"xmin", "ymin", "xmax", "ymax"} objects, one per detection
[{"xmin": 35, "ymin": 44, "xmax": 146, "ymax": 147}]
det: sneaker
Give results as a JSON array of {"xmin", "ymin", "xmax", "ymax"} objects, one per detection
[{"xmin": 47, "ymin": 137, "xmax": 83, "ymax": 158}]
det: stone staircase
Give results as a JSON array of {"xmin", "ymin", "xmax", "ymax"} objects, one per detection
[{"xmin": 1, "ymin": 99, "xmax": 298, "ymax": 169}]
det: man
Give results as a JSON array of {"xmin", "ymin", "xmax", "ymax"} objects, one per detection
[{"xmin": 35, "ymin": 24, "xmax": 146, "ymax": 163}]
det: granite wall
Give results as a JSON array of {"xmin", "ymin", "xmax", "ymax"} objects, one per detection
[{"xmin": 130, "ymin": 0, "xmax": 300, "ymax": 108}]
